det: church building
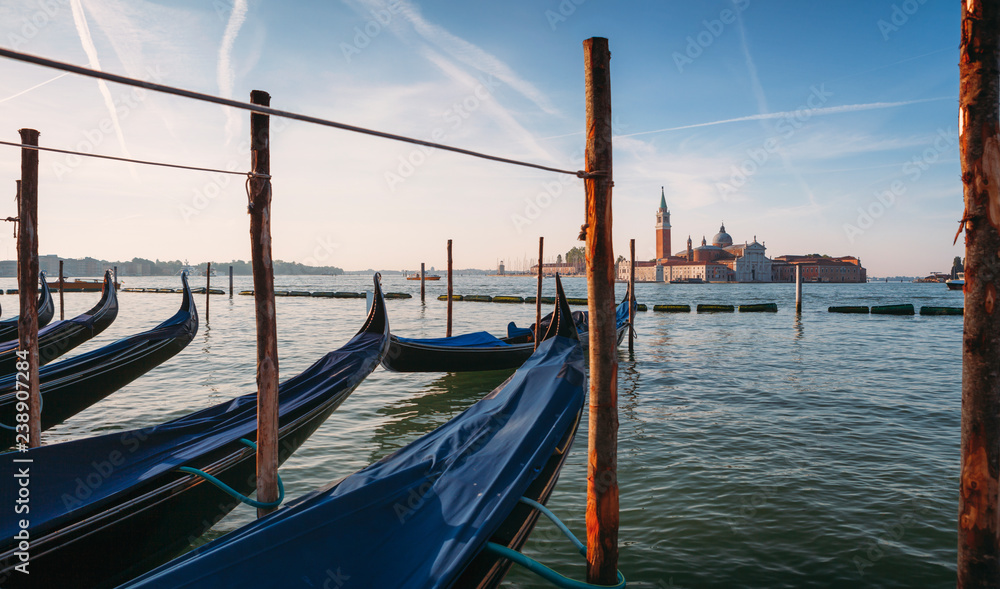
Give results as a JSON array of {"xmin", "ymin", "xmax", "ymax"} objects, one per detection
[{"xmin": 618, "ymin": 188, "xmax": 866, "ymax": 283}]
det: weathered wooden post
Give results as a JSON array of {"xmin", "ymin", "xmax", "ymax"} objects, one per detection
[
  {"xmin": 795, "ymin": 264, "xmax": 802, "ymax": 314},
  {"xmin": 248, "ymin": 90, "xmax": 280, "ymax": 517},
  {"xmin": 205, "ymin": 262, "xmax": 211, "ymax": 323},
  {"xmin": 113, "ymin": 265, "xmax": 118, "ymax": 289},
  {"xmin": 229, "ymin": 265, "xmax": 234, "ymax": 298},
  {"xmin": 958, "ymin": 1, "xmax": 1000, "ymax": 585},
  {"xmin": 17, "ymin": 130, "xmax": 41, "ymax": 448},
  {"xmin": 420, "ymin": 262, "xmax": 425, "ymax": 303},
  {"xmin": 628, "ymin": 238, "xmax": 636, "ymax": 354},
  {"xmin": 447, "ymin": 240, "xmax": 453, "ymax": 337},
  {"xmin": 535, "ymin": 236, "xmax": 543, "ymax": 349},
  {"xmin": 583, "ymin": 36, "xmax": 618, "ymax": 585},
  {"xmin": 58, "ymin": 259, "xmax": 64, "ymax": 320}
]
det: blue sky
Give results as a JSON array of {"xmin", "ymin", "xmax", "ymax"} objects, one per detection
[{"xmin": 0, "ymin": 0, "xmax": 960, "ymax": 275}]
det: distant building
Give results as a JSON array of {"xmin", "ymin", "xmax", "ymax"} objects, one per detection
[
  {"xmin": 617, "ymin": 190, "xmax": 867, "ymax": 283},
  {"xmin": 530, "ymin": 262, "xmax": 581, "ymax": 276}
]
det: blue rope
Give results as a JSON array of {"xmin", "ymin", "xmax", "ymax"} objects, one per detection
[
  {"xmin": 519, "ymin": 497, "xmax": 586, "ymax": 556},
  {"xmin": 484, "ymin": 543, "xmax": 626, "ymax": 589},
  {"xmin": 480, "ymin": 497, "xmax": 627, "ymax": 588},
  {"xmin": 178, "ymin": 438, "xmax": 285, "ymax": 509}
]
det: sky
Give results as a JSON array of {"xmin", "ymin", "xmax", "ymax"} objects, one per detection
[{"xmin": 0, "ymin": 0, "xmax": 961, "ymax": 276}]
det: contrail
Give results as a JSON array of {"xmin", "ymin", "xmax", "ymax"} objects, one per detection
[
  {"xmin": 218, "ymin": 0, "xmax": 248, "ymax": 145},
  {"xmin": 616, "ymin": 98, "xmax": 951, "ymax": 138},
  {"xmin": 0, "ymin": 73, "xmax": 68, "ymax": 104},
  {"xmin": 69, "ymin": 0, "xmax": 132, "ymax": 166}
]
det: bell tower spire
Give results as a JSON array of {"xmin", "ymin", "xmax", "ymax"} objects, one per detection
[{"xmin": 655, "ymin": 186, "xmax": 671, "ymax": 260}]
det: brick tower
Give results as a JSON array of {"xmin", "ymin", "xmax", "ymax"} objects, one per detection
[{"xmin": 655, "ymin": 186, "xmax": 671, "ymax": 260}]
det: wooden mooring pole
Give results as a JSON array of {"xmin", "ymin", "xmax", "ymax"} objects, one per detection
[
  {"xmin": 446, "ymin": 240, "xmax": 453, "ymax": 337},
  {"xmin": 420, "ymin": 262, "xmax": 425, "ymax": 303},
  {"xmin": 628, "ymin": 238, "xmax": 635, "ymax": 354},
  {"xmin": 248, "ymin": 90, "xmax": 280, "ymax": 518},
  {"xmin": 17, "ymin": 130, "xmax": 41, "ymax": 448},
  {"xmin": 229, "ymin": 265, "xmax": 234, "ymax": 298},
  {"xmin": 205, "ymin": 262, "xmax": 211, "ymax": 323},
  {"xmin": 113, "ymin": 265, "xmax": 118, "ymax": 289},
  {"xmin": 958, "ymin": 2, "xmax": 1000, "ymax": 585},
  {"xmin": 583, "ymin": 37, "xmax": 619, "ymax": 585},
  {"xmin": 58, "ymin": 259, "xmax": 64, "ymax": 320},
  {"xmin": 535, "ymin": 236, "xmax": 543, "ymax": 349},
  {"xmin": 795, "ymin": 264, "xmax": 802, "ymax": 314}
]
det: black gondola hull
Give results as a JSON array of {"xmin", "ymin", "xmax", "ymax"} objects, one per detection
[
  {"xmin": 0, "ymin": 277, "xmax": 196, "ymax": 447},
  {"xmin": 9, "ymin": 390, "xmax": 359, "ymax": 589}
]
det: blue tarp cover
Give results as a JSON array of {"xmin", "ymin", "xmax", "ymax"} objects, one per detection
[
  {"xmin": 0, "ymin": 330, "xmax": 385, "ymax": 543},
  {"xmin": 396, "ymin": 330, "xmax": 510, "ymax": 348},
  {"xmin": 122, "ymin": 334, "xmax": 585, "ymax": 589}
]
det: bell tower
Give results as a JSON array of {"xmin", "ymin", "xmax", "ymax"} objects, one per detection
[{"xmin": 655, "ymin": 186, "xmax": 671, "ymax": 260}]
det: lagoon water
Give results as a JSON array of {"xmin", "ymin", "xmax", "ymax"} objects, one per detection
[{"xmin": 31, "ymin": 274, "xmax": 961, "ymax": 588}]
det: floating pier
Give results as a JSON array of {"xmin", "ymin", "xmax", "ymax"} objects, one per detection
[{"xmin": 653, "ymin": 304, "xmax": 690, "ymax": 313}]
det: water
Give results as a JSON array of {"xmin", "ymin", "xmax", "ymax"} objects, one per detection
[{"xmin": 28, "ymin": 275, "xmax": 962, "ymax": 588}]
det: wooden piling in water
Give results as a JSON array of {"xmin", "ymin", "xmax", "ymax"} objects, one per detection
[
  {"xmin": 795, "ymin": 264, "xmax": 802, "ymax": 314},
  {"xmin": 583, "ymin": 36, "xmax": 619, "ymax": 586},
  {"xmin": 205, "ymin": 262, "xmax": 211, "ymax": 323},
  {"xmin": 229, "ymin": 265, "xmax": 234, "ymax": 298},
  {"xmin": 58, "ymin": 259, "xmax": 64, "ymax": 320},
  {"xmin": 113, "ymin": 265, "xmax": 118, "ymax": 289},
  {"xmin": 628, "ymin": 238, "xmax": 635, "ymax": 354},
  {"xmin": 248, "ymin": 90, "xmax": 280, "ymax": 518},
  {"xmin": 420, "ymin": 262, "xmax": 425, "ymax": 303},
  {"xmin": 17, "ymin": 129, "xmax": 41, "ymax": 448},
  {"xmin": 447, "ymin": 240, "xmax": 453, "ymax": 337},
  {"xmin": 535, "ymin": 236, "xmax": 543, "ymax": 350},
  {"xmin": 958, "ymin": 2, "xmax": 1000, "ymax": 585}
]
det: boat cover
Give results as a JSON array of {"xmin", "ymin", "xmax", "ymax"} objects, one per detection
[
  {"xmin": 121, "ymin": 332, "xmax": 585, "ymax": 589},
  {"xmin": 396, "ymin": 330, "xmax": 511, "ymax": 348},
  {"xmin": 0, "ymin": 328, "xmax": 385, "ymax": 543}
]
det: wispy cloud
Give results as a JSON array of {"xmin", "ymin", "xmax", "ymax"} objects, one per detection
[
  {"xmin": 351, "ymin": 0, "xmax": 558, "ymax": 116},
  {"xmin": 218, "ymin": 0, "xmax": 248, "ymax": 145},
  {"xmin": 69, "ymin": 0, "xmax": 132, "ymax": 164},
  {"xmin": 617, "ymin": 98, "xmax": 951, "ymax": 138},
  {"xmin": 0, "ymin": 73, "xmax": 68, "ymax": 105}
]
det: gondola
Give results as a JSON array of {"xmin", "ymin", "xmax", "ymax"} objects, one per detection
[
  {"xmin": 0, "ymin": 274, "xmax": 55, "ymax": 342},
  {"xmin": 0, "ymin": 275, "xmax": 390, "ymax": 589},
  {"xmin": 121, "ymin": 276, "xmax": 587, "ymax": 589},
  {"xmin": 0, "ymin": 271, "xmax": 118, "ymax": 377},
  {"xmin": 0, "ymin": 273, "xmax": 198, "ymax": 448},
  {"xmin": 381, "ymin": 282, "xmax": 634, "ymax": 372}
]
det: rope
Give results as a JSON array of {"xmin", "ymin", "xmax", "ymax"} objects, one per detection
[
  {"xmin": 178, "ymin": 438, "xmax": 285, "ymax": 509},
  {"xmin": 477, "ymin": 496, "xmax": 627, "ymax": 589},
  {"xmin": 0, "ymin": 140, "xmax": 251, "ymax": 177},
  {"xmin": 0, "ymin": 48, "xmax": 593, "ymax": 179},
  {"xmin": 483, "ymin": 543, "xmax": 626, "ymax": 589}
]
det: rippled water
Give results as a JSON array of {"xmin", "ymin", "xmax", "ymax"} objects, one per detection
[{"xmin": 25, "ymin": 274, "xmax": 962, "ymax": 588}]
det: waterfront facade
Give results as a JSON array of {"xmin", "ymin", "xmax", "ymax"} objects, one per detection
[{"xmin": 617, "ymin": 192, "xmax": 867, "ymax": 283}]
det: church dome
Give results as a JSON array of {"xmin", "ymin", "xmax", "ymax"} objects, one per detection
[{"xmin": 712, "ymin": 223, "xmax": 733, "ymax": 247}]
